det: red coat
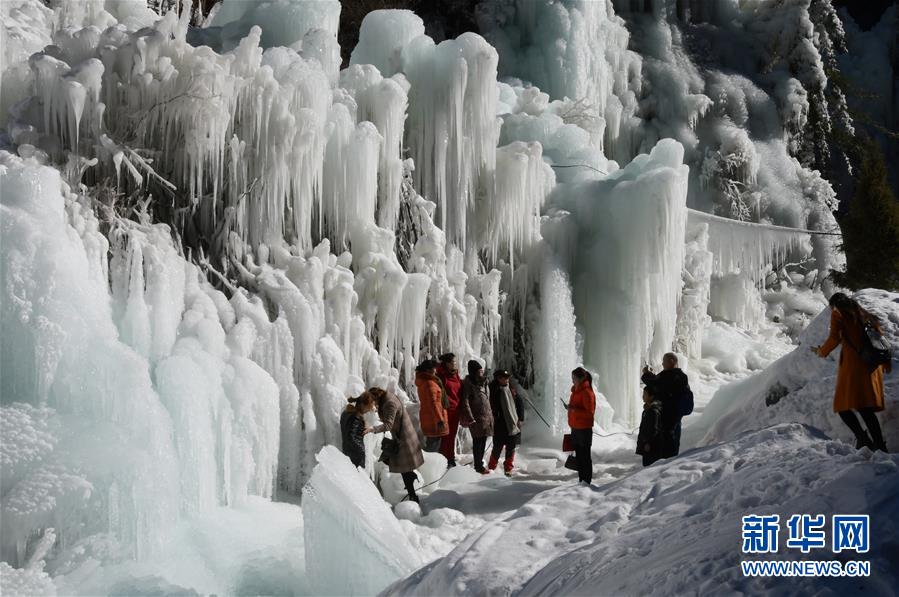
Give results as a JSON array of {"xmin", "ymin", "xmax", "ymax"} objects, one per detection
[
  {"xmin": 818, "ymin": 309, "xmax": 886, "ymax": 412},
  {"xmin": 568, "ymin": 380, "xmax": 596, "ymax": 430},
  {"xmin": 416, "ymin": 371, "xmax": 448, "ymax": 437},
  {"xmin": 437, "ymin": 364, "xmax": 462, "ymax": 411}
]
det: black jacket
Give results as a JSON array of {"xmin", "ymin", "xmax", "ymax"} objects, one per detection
[
  {"xmin": 636, "ymin": 400, "xmax": 664, "ymax": 462},
  {"xmin": 641, "ymin": 368, "xmax": 690, "ymax": 428},
  {"xmin": 340, "ymin": 410, "xmax": 366, "ymax": 467},
  {"xmin": 489, "ymin": 381, "xmax": 524, "ymax": 442}
]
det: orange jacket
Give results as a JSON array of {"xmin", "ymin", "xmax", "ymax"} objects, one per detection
[
  {"xmin": 818, "ymin": 309, "xmax": 886, "ymax": 412},
  {"xmin": 568, "ymin": 380, "xmax": 596, "ymax": 430},
  {"xmin": 416, "ymin": 372, "xmax": 449, "ymax": 437}
]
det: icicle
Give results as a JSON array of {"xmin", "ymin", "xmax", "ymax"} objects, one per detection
[{"xmin": 688, "ymin": 209, "xmax": 813, "ymax": 287}]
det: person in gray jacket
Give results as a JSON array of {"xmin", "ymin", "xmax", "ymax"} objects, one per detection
[
  {"xmin": 459, "ymin": 360, "xmax": 494, "ymax": 473},
  {"xmin": 367, "ymin": 387, "xmax": 425, "ymax": 502}
]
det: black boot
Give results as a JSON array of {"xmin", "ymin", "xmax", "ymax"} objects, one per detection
[
  {"xmin": 855, "ymin": 432, "xmax": 873, "ymax": 450},
  {"xmin": 401, "ymin": 471, "xmax": 420, "ymax": 503},
  {"xmin": 839, "ymin": 410, "xmax": 872, "ymax": 450},
  {"xmin": 859, "ymin": 409, "xmax": 887, "ymax": 453}
]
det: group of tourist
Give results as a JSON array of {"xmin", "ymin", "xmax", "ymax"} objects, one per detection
[
  {"xmin": 338, "ymin": 292, "xmax": 889, "ymax": 503},
  {"xmin": 340, "ymin": 354, "xmax": 526, "ymax": 502}
]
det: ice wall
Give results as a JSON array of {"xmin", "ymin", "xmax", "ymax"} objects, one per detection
[
  {"xmin": 1, "ymin": 152, "xmax": 179, "ymax": 562},
  {"xmin": 303, "ymin": 446, "xmax": 423, "ymax": 596},
  {"xmin": 0, "ymin": 150, "xmax": 293, "ymax": 568},
  {"xmin": 479, "ymin": 0, "xmax": 643, "ymax": 163},
  {"xmin": 555, "ymin": 139, "xmax": 689, "ymax": 426}
]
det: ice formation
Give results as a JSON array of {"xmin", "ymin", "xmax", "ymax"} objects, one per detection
[
  {"xmin": 302, "ymin": 446, "xmax": 422, "ymax": 595},
  {"xmin": 550, "ymin": 139, "xmax": 689, "ymax": 424},
  {"xmin": 0, "ymin": 0, "xmax": 865, "ymax": 590}
]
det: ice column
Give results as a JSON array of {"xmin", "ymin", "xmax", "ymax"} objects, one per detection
[{"xmin": 564, "ymin": 139, "xmax": 689, "ymax": 426}]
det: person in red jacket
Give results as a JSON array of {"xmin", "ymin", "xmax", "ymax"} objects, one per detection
[
  {"xmin": 567, "ymin": 367, "xmax": 596, "ymax": 483},
  {"xmin": 436, "ymin": 353, "xmax": 463, "ymax": 467},
  {"xmin": 415, "ymin": 359, "xmax": 448, "ymax": 452}
]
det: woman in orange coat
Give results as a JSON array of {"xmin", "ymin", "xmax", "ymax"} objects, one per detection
[
  {"xmin": 568, "ymin": 367, "xmax": 597, "ymax": 483},
  {"xmin": 815, "ymin": 293, "xmax": 890, "ymax": 452},
  {"xmin": 415, "ymin": 359, "xmax": 448, "ymax": 453}
]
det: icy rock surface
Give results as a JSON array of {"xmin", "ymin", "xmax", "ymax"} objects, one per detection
[
  {"xmin": 387, "ymin": 424, "xmax": 899, "ymax": 596},
  {"xmin": 302, "ymin": 445, "xmax": 423, "ymax": 596}
]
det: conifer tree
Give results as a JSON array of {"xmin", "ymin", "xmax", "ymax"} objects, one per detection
[{"xmin": 831, "ymin": 137, "xmax": 899, "ymax": 290}]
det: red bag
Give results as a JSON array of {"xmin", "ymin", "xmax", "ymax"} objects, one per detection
[{"xmin": 562, "ymin": 433, "xmax": 573, "ymax": 452}]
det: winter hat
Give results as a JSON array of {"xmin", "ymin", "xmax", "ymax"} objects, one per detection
[
  {"xmin": 493, "ymin": 369, "xmax": 511, "ymax": 379},
  {"xmin": 467, "ymin": 360, "xmax": 483, "ymax": 377}
]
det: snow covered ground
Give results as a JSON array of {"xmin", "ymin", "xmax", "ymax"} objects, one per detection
[
  {"xmin": 387, "ymin": 424, "xmax": 899, "ymax": 596},
  {"xmin": 2, "ymin": 0, "xmax": 898, "ymax": 595}
]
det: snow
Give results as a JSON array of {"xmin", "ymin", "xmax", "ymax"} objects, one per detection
[
  {"xmin": 1, "ymin": 0, "xmax": 895, "ymax": 595},
  {"xmin": 387, "ymin": 423, "xmax": 899, "ymax": 596}
]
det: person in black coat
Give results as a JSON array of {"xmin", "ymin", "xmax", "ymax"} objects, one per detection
[
  {"xmin": 641, "ymin": 352, "xmax": 690, "ymax": 457},
  {"xmin": 340, "ymin": 392, "xmax": 375, "ymax": 468},
  {"xmin": 636, "ymin": 386, "xmax": 664, "ymax": 467},
  {"xmin": 487, "ymin": 370, "xmax": 524, "ymax": 476},
  {"xmin": 459, "ymin": 360, "xmax": 494, "ymax": 473}
]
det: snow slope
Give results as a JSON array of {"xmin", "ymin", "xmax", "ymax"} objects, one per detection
[{"xmin": 387, "ymin": 424, "xmax": 899, "ymax": 596}]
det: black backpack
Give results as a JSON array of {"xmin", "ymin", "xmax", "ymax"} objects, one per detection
[{"xmin": 849, "ymin": 321, "xmax": 892, "ymax": 369}]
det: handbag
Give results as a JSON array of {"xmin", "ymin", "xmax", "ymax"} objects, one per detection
[
  {"xmin": 562, "ymin": 433, "xmax": 573, "ymax": 452},
  {"xmin": 379, "ymin": 436, "xmax": 399, "ymax": 464},
  {"xmin": 564, "ymin": 454, "xmax": 578, "ymax": 471}
]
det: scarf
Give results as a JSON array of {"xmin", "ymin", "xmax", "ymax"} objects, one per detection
[{"xmin": 499, "ymin": 384, "xmax": 520, "ymax": 436}]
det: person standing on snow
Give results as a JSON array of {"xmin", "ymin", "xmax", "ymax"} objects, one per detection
[
  {"xmin": 641, "ymin": 353, "xmax": 690, "ymax": 457},
  {"xmin": 813, "ymin": 292, "xmax": 890, "ymax": 452},
  {"xmin": 459, "ymin": 360, "xmax": 494, "ymax": 473},
  {"xmin": 567, "ymin": 367, "xmax": 596, "ymax": 483},
  {"xmin": 415, "ymin": 359, "xmax": 448, "ymax": 453},
  {"xmin": 437, "ymin": 353, "xmax": 463, "ymax": 468},
  {"xmin": 635, "ymin": 386, "xmax": 664, "ymax": 467},
  {"xmin": 366, "ymin": 387, "xmax": 425, "ymax": 503},
  {"xmin": 341, "ymin": 392, "xmax": 374, "ymax": 468},
  {"xmin": 488, "ymin": 369, "xmax": 524, "ymax": 476}
]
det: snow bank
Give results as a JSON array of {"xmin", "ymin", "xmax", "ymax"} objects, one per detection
[
  {"xmin": 692, "ymin": 289, "xmax": 899, "ymax": 449},
  {"xmin": 387, "ymin": 424, "xmax": 899, "ymax": 596},
  {"xmin": 302, "ymin": 446, "xmax": 423, "ymax": 596}
]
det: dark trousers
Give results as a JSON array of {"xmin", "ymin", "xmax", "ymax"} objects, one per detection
[
  {"xmin": 401, "ymin": 471, "xmax": 417, "ymax": 498},
  {"xmin": 571, "ymin": 428, "xmax": 593, "ymax": 483},
  {"xmin": 662, "ymin": 419, "xmax": 682, "ymax": 458},
  {"xmin": 642, "ymin": 453, "xmax": 659, "ymax": 467},
  {"xmin": 424, "ymin": 436, "xmax": 442, "ymax": 452},
  {"xmin": 838, "ymin": 408, "xmax": 885, "ymax": 448},
  {"xmin": 489, "ymin": 437, "xmax": 517, "ymax": 471},
  {"xmin": 472, "ymin": 436, "xmax": 487, "ymax": 471}
]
